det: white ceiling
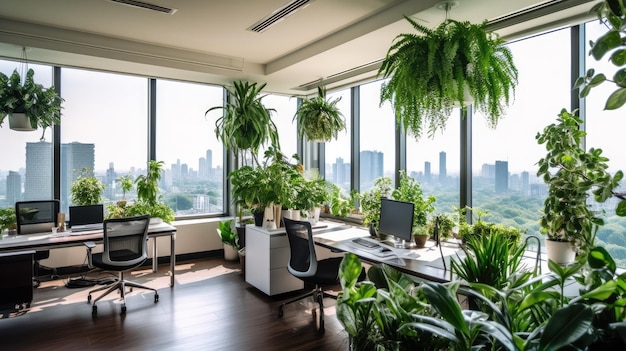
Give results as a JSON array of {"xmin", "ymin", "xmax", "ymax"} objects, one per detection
[{"xmin": 0, "ymin": 0, "xmax": 599, "ymax": 95}]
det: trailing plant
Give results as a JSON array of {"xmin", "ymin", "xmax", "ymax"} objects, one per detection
[
  {"xmin": 378, "ymin": 17, "xmax": 518, "ymax": 140},
  {"xmin": 0, "ymin": 68, "xmax": 63, "ymax": 140},
  {"xmin": 536, "ymin": 109, "xmax": 621, "ymax": 257},
  {"xmin": 206, "ymin": 80, "xmax": 279, "ymax": 166},
  {"xmin": 218, "ymin": 219, "xmax": 239, "ymax": 249},
  {"xmin": 293, "ymin": 86, "xmax": 346, "ymax": 142},
  {"xmin": 70, "ymin": 168, "xmax": 105, "ymax": 205}
]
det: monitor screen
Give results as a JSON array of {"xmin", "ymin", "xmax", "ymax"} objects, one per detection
[
  {"xmin": 377, "ymin": 198, "xmax": 414, "ymax": 242},
  {"xmin": 69, "ymin": 204, "xmax": 104, "ymax": 227},
  {"xmin": 15, "ymin": 200, "xmax": 60, "ymax": 234}
]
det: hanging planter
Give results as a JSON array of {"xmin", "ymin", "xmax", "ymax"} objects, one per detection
[
  {"xmin": 8, "ymin": 112, "xmax": 35, "ymax": 131},
  {"xmin": 293, "ymin": 86, "xmax": 346, "ymax": 142},
  {"xmin": 0, "ymin": 68, "xmax": 63, "ymax": 138},
  {"xmin": 378, "ymin": 17, "xmax": 518, "ymax": 140}
]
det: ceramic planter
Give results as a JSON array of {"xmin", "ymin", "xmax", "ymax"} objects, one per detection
[
  {"xmin": 9, "ymin": 112, "xmax": 35, "ymax": 131},
  {"xmin": 545, "ymin": 239, "xmax": 576, "ymax": 265}
]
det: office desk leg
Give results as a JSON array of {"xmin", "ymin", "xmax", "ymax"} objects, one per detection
[
  {"xmin": 152, "ymin": 237, "xmax": 158, "ymax": 273},
  {"xmin": 170, "ymin": 233, "xmax": 176, "ymax": 287}
]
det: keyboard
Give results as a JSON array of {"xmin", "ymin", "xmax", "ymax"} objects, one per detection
[{"xmin": 352, "ymin": 237, "xmax": 379, "ymax": 249}]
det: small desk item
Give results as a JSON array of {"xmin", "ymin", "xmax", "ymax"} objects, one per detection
[{"xmin": 352, "ymin": 237, "xmax": 379, "ymax": 249}]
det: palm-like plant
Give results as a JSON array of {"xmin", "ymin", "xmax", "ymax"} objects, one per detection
[
  {"xmin": 293, "ymin": 86, "xmax": 346, "ymax": 142},
  {"xmin": 206, "ymin": 80, "xmax": 278, "ymax": 165},
  {"xmin": 379, "ymin": 17, "xmax": 518, "ymax": 140}
]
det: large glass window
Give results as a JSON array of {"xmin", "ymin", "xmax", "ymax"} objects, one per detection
[
  {"xmin": 263, "ymin": 94, "xmax": 297, "ymax": 159},
  {"xmin": 359, "ymin": 80, "xmax": 396, "ymax": 191},
  {"xmin": 406, "ymin": 111, "xmax": 460, "ymax": 214},
  {"xmin": 584, "ymin": 20, "xmax": 626, "ymax": 266},
  {"xmin": 324, "ymin": 88, "xmax": 352, "ymax": 194},
  {"xmin": 60, "ymin": 68, "xmax": 148, "ymax": 214},
  {"xmin": 0, "ymin": 60, "xmax": 54, "ymax": 207},
  {"xmin": 471, "ymin": 28, "xmax": 571, "ymax": 240},
  {"xmin": 156, "ymin": 79, "xmax": 224, "ymax": 216}
]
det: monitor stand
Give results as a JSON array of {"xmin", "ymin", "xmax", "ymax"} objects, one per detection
[{"xmin": 393, "ymin": 237, "xmax": 414, "ymax": 249}]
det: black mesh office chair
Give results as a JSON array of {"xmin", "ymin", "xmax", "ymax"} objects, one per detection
[
  {"xmin": 15, "ymin": 200, "xmax": 60, "ymax": 288},
  {"xmin": 84, "ymin": 215, "xmax": 158, "ymax": 315},
  {"xmin": 279, "ymin": 217, "xmax": 364, "ymax": 332}
]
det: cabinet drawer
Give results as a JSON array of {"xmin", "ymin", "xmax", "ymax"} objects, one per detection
[
  {"xmin": 270, "ymin": 247, "xmax": 290, "ymax": 269},
  {"xmin": 269, "ymin": 234, "xmax": 289, "ymax": 249}
]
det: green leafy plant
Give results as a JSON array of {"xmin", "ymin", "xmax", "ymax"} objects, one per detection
[
  {"xmin": 575, "ymin": 0, "xmax": 626, "ymax": 111},
  {"xmin": 218, "ymin": 219, "xmax": 239, "ymax": 249},
  {"xmin": 328, "ymin": 184, "xmax": 352, "ymax": 217},
  {"xmin": 293, "ymin": 86, "xmax": 346, "ymax": 142},
  {"xmin": 536, "ymin": 109, "xmax": 621, "ymax": 257},
  {"xmin": 0, "ymin": 68, "xmax": 63, "ymax": 140},
  {"xmin": 378, "ymin": 17, "xmax": 518, "ymax": 140},
  {"xmin": 392, "ymin": 170, "xmax": 436, "ymax": 230},
  {"xmin": 129, "ymin": 160, "xmax": 175, "ymax": 223},
  {"xmin": 70, "ymin": 168, "xmax": 105, "ymax": 205},
  {"xmin": 360, "ymin": 177, "xmax": 392, "ymax": 228},
  {"xmin": 206, "ymin": 80, "xmax": 278, "ymax": 166},
  {"xmin": 0, "ymin": 207, "xmax": 16, "ymax": 232}
]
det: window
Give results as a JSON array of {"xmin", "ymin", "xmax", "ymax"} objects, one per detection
[
  {"xmin": 156, "ymin": 79, "xmax": 224, "ymax": 216},
  {"xmin": 263, "ymin": 94, "xmax": 298, "ymax": 159},
  {"xmin": 359, "ymin": 80, "xmax": 396, "ymax": 191},
  {"xmin": 60, "ymin": 68, "xmax": 148, "ymax": 214},
  {"xmin": 406, "ymin": 111, "xmax": 460, "ymax": 214},
  {"xmin": 0, "ymin": 60, "xmax": 54, "ymax": 207},
  {"xmin": 324, "ymin": 88, "xmax": 352, "ymax": 194},
  {"xmin": 471, "ymin": 28, "xmax": 571, "ymax": 241}
]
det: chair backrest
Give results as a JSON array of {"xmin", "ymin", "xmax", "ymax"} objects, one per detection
[
  {"xmin": 15, "ymin": 200, "xmax": 60, "ymax": 235},
  {"xmin": 101, "ymin": 215, "xmax": 150, "ymax": 268},
  {"xmin": 283, "ymin": 217, "xmax": 318, "ymax": 278}
]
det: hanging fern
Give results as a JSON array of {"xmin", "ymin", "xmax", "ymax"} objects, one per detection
[
  {"xmin": 293, "ymin": 86, "xmax": 346, "ymax": 142},
  {"xmin": 379, "ymin": 17, "xmax": 518, "ymax": 140}
]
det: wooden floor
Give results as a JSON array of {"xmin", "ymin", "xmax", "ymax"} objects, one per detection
[{"xmin": 0, "ymin": 257, "xmax": 350, "ymax": 350}]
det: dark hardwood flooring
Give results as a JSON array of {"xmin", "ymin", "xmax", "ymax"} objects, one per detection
[{"xmin": 0, "ymin": 257, "xmax": 350, "ymax": 350}]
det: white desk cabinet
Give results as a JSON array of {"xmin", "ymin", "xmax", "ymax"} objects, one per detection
[{"xmin": 245, "ymin": 225, "xmax": 304, "ymax": 296}]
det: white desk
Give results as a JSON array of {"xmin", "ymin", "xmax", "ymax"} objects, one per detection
[{"xmin": 0, "ymin": 222, "xmax": 177, "ymax": 287}]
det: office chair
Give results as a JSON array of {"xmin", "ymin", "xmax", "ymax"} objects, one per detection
[
  {"xmin": 84, "ymin": 214, "xmax": 159, "ymax": 315},
  {"xmin": 15, "ymin": 200, "xmax": 60, "ymax": 288},
  {"xmin": 279, "ymin": 217, "xmax": 364, "ymax": 332}
]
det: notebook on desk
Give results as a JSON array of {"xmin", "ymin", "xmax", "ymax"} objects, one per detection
[{"xmin": 69, "ymin": 204, "xmax": 104, "ymax": 232}]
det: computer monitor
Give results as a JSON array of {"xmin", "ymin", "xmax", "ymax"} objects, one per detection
[
  {"xmin": 15, "ymin": 200, "xmax": 60, "ymax": 235},
  {"xmin": 69, "ymin": 204, "xmax": 104, "ymax": 227},
  {"xmin": 378, "ymin": 198, "xmax": 414, "ymax": 247}
]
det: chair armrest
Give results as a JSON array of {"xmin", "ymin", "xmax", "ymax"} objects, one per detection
[{"xmin": 83, "ymin": 241, "xmax": 96, "ymax": 268}]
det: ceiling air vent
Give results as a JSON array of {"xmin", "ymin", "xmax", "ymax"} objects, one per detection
[
  {"xmin": 107, "ymin": 0, "xmax": 178, "ymax": 15},
  {"xmin": 248, "ymin": 0, "xmax": 314, "ymax": 33}
]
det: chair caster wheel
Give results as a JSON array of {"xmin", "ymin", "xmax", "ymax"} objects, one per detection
[
  {"xmin": 154, "ymin": 294, "xmax": 159, "ymax": 303},
  {"xmin": 87, "ymin": 295, "xmax": 92, "ymax": 303},
  {"xmin": 278, "ymin": 307, "xmax": 284, "ymax": 318},
  {"xmin": 92, "ymin": 306, "xmax": 97, "ymax": 315},
  {"xmin": 121, "ymin": 305, "xmax": 127, "ymax": 314}
]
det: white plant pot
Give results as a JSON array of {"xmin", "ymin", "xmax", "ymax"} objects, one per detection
[
  {"xmin": 223, "ymin": 244, "xmax": 239, "ymax": 261},
  {"xmin": 545, "ymin": 239, "xmax": 576, "ymax": 265},
  {"xmin": 282, "ymin": 209, "xmax": 292, "ymax": 221},
  {"xmin": 149, "ymin": 217, "xmax": 163, "ymax": 225},
  {"xmin": 290, "ymin": 209, "xmax": 300, "ymax": 220},
  {"xmin": 9, "ymin": 112, "xmax": 36, "ymax": 131}
]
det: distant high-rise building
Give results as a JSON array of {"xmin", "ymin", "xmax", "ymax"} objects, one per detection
[
  {"xmin": 206, "ymin": 149, "xmax": 213, "ymax": 178},
  {"xmin": 332, "ymin": 157, "xmax": 346, "ymax": 185},
  {"xmin": 424, "ymin": 161, "xmax": 431, "ymax": 182},
  {"xmin": 199, "ymin": 157, "xmax": 207, "ymax": 178},
  {"xmin": 172, "ymin": 159, "xmax": 181, "ymax": 180},
  {"xmin": 24, "ymin": 141, "xmax": 53, "ymax": 201},
  {"xmin": 181, "ymin": 163, "xmax": 189, "ymax": 179},
  {"xmin": 105, "ymin": 162, "xmax": 116, "ymax": 200},
  {"xmin": 481, "ymin": 163, "xmax": 496, "ymax": 178},
  {"xmin": 521, "ymin": 171, "xmax": 529, "ymax": 194},
  {"xmin": 6, "ymin": 171, "xmax": 21, "ymax": 204},
  {"xmin": 495, "ymin": 160, "xmax": 509, "ymax": 193},
  {"xmin": 360, "ymin": 150, "xmax": 383, "ymax": 187},
  {"xmin": 439, "ymin": 151, "xmax": 447, "ymax": 183},
  {"xmin": 61, "ymin": 142, "xmax": 95, "ymax": 210}
]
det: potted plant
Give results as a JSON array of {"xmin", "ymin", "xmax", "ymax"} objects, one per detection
[
  {"xmin": 392, "ymin": 171, "xmax": 436, "ymax": 245},
  {"xmin": 0, "ymin": 207, "xmax": 17, "ymax": 235},
  {"xmin": 378, "ymin": 17, "xmax": 518, "ymax": 139},
  {"xmin": 536, "ymin": 109, "xmax": 619, "ymax": 264},
  {"xmin": 70, "ymin": 168, "xmax": 105, "ymax": 206},
  {"xmin": 127, "ymin": 160, "xmax": 175, "ymax": 224},
  {"xmin": 206, "ymin": 80, "xmax": 279, "ymax": 166},
  {"xmin": 217, "ymin": 219, "xmax": 239, "ymax": 261},
  {"xmin": 0, "ymin": 68, "xmax": 63, "ymax": 139},
  {"xmin": 293, "ymin": 86, "xmax": 346, "ymax": 142}
]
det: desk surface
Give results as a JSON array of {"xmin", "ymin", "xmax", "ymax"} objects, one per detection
[
  {"xmin": 310, "ymin": 223, "xmax": 459, "ymax": 283},
  {"xmin": 0, "ymin": 222, "xmax": 177, "ymax": 253}
]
